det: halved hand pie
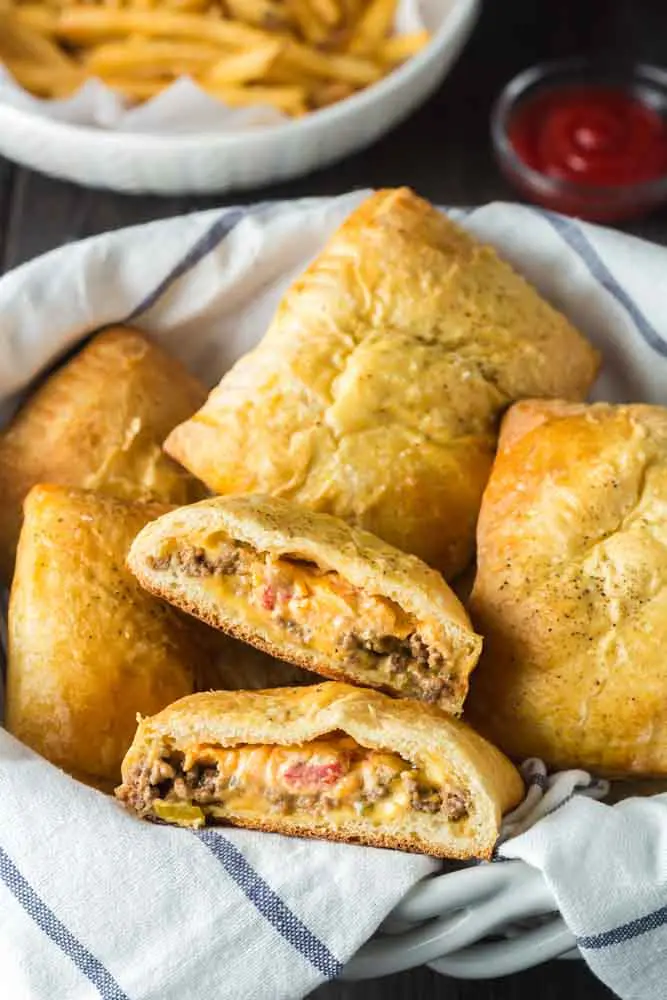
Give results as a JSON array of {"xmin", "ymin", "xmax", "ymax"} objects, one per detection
[
  {"xmin": 126, "ymin": 494, "xmax": 483, "ymax": 712},
  {"xmin": 116, "ymin": 682, "xmax": 523, "ymax": 859}
]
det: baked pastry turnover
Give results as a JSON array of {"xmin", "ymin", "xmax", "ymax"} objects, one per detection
[
  {"xmin": 0, "ymin": 326, "xmax": 207, "ymax": 582},
  {"xmin": 6, "ymin": 485, "xmax": 214, "ymax": 788},
  {"xmin": 127, "ymin": 494, "xmax": 482, "ymax": 712},
  {"xmin": 116, "ymin": 683, "xmax": 524, "ymax": 859},
  {"xmin": 467, "ymin": 400, "xmax": 667, "ymax": 777},
  {"xmin": 164, "ymin": 188, "xmax": 599, "ymax": 578}
]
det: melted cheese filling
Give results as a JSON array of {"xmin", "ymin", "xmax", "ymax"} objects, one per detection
[
  {"xmin": 218, "ymin": 550, "xmax": 414, "ymax": 656},
  {"xmin": 149, "ymin": 736, "xmax": 468, "ymax": 830},
  {"xmin": 149, "ymin": 537, "xmax": 454, "ymax": 702}
]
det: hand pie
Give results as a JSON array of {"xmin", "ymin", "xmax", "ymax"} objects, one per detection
[
  {"xmin": 127, "ymin": 494, "xmax": 482, "ymax": 713},
  {"xmin": 467, "ymin": 400, "xmax": 667, "ymax": 777},
  {"xmin": 0, "ymin": 326, "xmax": 207, "ymax": 582},
  {"xmin": 116, "ymin": 682, "xmax": 524, "ymax": 859},
  {"xmin": 164, "ymin": 188, "xmax": 599, "ymax": 579},
  {"xmin": 5, "ymin": 485, "xmax": 215, "ymax": 789}
]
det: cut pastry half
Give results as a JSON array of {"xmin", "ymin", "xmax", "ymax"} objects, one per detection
[
  {"xmin": 127, "ymin": 495, "xmax": 483, "ymax": 713},
  {"xmin": 116, "ymin": 682, "xmax": 524, "ymax": 859}
]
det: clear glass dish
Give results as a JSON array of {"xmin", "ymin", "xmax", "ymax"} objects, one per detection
[{"xmin": 491, "ymin": 59, "xmax": 667, "ymax": 222}]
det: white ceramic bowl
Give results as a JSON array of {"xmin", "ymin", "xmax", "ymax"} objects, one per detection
[
  {"xmin": 0, "ymin": 0, "xmax": 479, "ymax": 194},
  {"xmin": 342, "ymin": 861, "xmax": 580, "ymax": 981}
]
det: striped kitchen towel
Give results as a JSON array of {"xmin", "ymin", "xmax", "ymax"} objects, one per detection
[
  {"xmin": 0, "ymin": 727, "xmax": 437, "ymax": 999},
  {"xmin": 2, "ymin": 192, "xmax": 667, "ymax": 1000}
]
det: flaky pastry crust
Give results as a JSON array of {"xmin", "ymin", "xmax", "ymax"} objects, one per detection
[
  {"xmin": 6, "ymin": 484, "xmax": 215, "ymax": 786},
  {"xmin": 468, "ymin": 399, "xmax": 667, "ymax": 776},
  {"xmin": 165, "ymin": 188, "xmax": 599, "ymax": 578},
  {"xmin": 0, "ymin": 326, "xmax": 207, "ymax": 582}
]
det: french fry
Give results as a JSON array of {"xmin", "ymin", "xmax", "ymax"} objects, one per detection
[
  {"xmin": 283, "ymin": 39, "xmax": 381, "ymax": 84},
  {"xmin": 101, "ymin": 75, "xmax": 171, "ymax": 100},
  {"xmin": 378, "ymin": 30, "xmax": 429, "ymax": 64},
  {"xmin": 339, "ymin": 0, "xmax": 365, "ymax": 28},
  {"xmin": 3, "ymin": 57, "xmax": 83, "ymax": 97},
  {"xmin": 164, "ymin": 0, "xmax": 211, "ymax": 10},
  {"xmin": 55, "ymin": 8, "xmax": 269, "ymax": 48},
  {"xmin": 347, "ymin": 0, "xmax": 396, "ymax": 55},
  {"xmin": 2, "ymin": 13, "xmax": 76, "ymax": 68},
  {"xmin": 308, "ymin": 79, "xmax": 354, "ymax": 107},
  {"xmin": 224, "ymin": 0, "xmax": 292, "ymax": 32},
  {"xmin": 206, "ymin": 40, "xmax": 282, "ymax": 85},
  {"xmin": 201, "ymin": 82, "xmax": 306, "ymax": 115},
  {"xmin": 264, "ymin": 65, "xmax": 318, "ymax": 87},
  {"xmin": 310, "ymin": 0, "xmax": 340, "ymax": 27},
  {"xmin": 85, "ymin": 39, "xmax": 225, "ymax": 78},
  {"xmin": 15, "ymin": 0, "xmax": 62, "ymax": 8},
  {"xmin": 286, "ymin": 0, "xmax": 328, "ymax": 45},
  {"xmin": 12, "ymin": 5, "xmax": 59, "ymax": 36}
]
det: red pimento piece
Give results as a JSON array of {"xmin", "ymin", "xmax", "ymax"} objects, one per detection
[
  {"xmin": 261, "ymin": 585, "xmax": 276, "ymax": 611},
  {"xmin": 283, "ymin": 760, "xmax": 345, "ymax": 788}
]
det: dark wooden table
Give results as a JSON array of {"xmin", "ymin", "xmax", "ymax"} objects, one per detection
[{"xmin": 1, "ymin": 0, "xmax": 664, "ymax": 996}]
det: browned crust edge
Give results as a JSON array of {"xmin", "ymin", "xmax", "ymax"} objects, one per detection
[{"xmin": 147, "ymin": 808, "xmax": 492, "ymax": 861}]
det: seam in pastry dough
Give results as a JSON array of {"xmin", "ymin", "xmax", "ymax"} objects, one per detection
[{"xmin": 164, "ymin": 189, "xmax": 599, "ymax": 579}]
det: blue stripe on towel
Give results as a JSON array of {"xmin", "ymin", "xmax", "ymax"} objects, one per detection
[
  {"xmin": 578, "ymin": 903, "xmax": 667, "ymax": 950},
  {"xmin": 0, "ymin": 846, "xmax": 129, "ymax": 1000},
  {"xmin": 194, "ymin": 829, "xmax": 343, "ymax": 979},
  {"xmin": 124, "ymin": 207, "xmax": 246, "ymax": 322},
  {"xmin": 538, "ymin": 210, "xmax": 667, "ymax": 358}
]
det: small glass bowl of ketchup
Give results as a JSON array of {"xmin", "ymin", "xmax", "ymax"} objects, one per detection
[{"xmin": 491, "ymin": 60, "xmax": 667, "ymax": 222}]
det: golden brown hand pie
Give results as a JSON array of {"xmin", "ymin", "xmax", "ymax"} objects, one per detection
[
  {"xmin": 164, "ymin": 188, "xmax": 599, "ymax": 579},
  {"xmin": 116, "ymin": 682, "xmax": 524, "ymax": 859},
  {"xmin": 126, "ymin": 494, "xmax": 482, "ymax": 712},
  {"xmin": 0, "ymin": 326, "xmax": 207, "ymax": 583},
  {"xmin": 5, "ymin": 484, "xmax": 216, "ymax": 789},
  {"xmin": 467, "ymin": 399, "xmax": 667, "ymax": 777}
]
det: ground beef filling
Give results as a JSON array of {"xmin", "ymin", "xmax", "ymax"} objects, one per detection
[
  {"xmin": 340, "ymin": 632, "xmax": 451, "ymax": 704},
  {"xmin": 147, "ymin": 545, "xmax": 239, "ymax": 576},
  {"xmin": 147, "ymin": 542, "xmax": 454, "ymax": 703},
  {"xmin": 119, "ymin": 738, "xmax": 469, "ymax": 825}
]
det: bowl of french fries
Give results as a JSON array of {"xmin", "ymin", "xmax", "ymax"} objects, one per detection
[{"xmin": 0, "ymin": 0, "xmax": 479, "ymax": 193}]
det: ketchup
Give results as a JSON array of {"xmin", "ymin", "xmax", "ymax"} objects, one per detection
[{"xmin": 509, "ymin": 86, "xmax": 667, "ymax": 188}]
